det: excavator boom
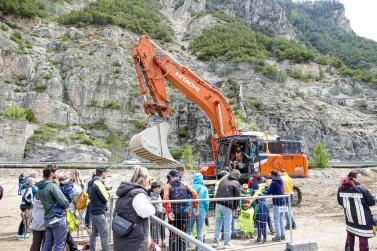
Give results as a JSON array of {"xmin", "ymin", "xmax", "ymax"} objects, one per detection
[{"xmin": 129, "ymin": 36, "xmax": 237, "ymax": 166}]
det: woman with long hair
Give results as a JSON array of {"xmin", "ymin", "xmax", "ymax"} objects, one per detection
[
  {"xmin": 337, "ymin": 170, "xmax": 375, "ymax": 251},
  {"xmin": 113, "ymin": 166, "xmax": 156, "ymax": 251}
]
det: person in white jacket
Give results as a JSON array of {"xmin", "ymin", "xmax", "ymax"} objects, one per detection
[{"xmin": 30, "ymin": 194, "xmax": 45, "ymax": 251}]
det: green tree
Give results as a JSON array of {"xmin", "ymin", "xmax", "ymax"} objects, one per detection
[
  {"xmin": 309, "ymin": 141, "xmax": 329, "ymax": 168},
  {"xmin": 183, "ymin": 144, "xmax": 194, "ymax": 170}
]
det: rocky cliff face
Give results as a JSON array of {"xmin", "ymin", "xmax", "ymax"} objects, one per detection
[{"xmin": 0, "ymin": 0, "xmax": 376, "ymax": 163}]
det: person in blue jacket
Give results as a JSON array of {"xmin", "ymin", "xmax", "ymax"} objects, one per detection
[
  {"xmin": 186, "ymin": 173, "xmax": 209, "ymax": 250},
  {"xmin": 264, "ymin": 170, "xmax": 286, "ymax": 242}
]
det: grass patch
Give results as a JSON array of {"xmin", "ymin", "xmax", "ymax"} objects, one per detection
[
  {"xmin": 58, "ymin": 0, "xmax": 173, "ymax": 42},
  {"xmin": 71, "ymin": 132, "xmax": 108, "ymax": 148},
  {"xmin": 105, "ymin": 100, "xmax": 121, "ymax": 109},
  {"xmin": 32, "ymin": 83, "xmax": 47, "ymax": 93},
  {"xmin": 82, "ymin": 119, "xmax": 108, "ymax": 130},
  {"xmin": 131, "ymin": 118, "xmax": 148, "ymax": 130},
  {"xmin": 26, "ymin": 123, "xmax": 67, "ymax": 146}
]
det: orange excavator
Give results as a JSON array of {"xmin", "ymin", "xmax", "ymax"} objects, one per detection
[{"xmin": 129, "ymin": 36, "xmax": 307, "ymax": 203}]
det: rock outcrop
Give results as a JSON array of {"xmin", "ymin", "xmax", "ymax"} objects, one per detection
[{"xmin": 0, "ymin": 0, "xmax": 376, "ymax": 163}]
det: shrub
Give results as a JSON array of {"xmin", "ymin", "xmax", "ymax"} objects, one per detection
[
  {"xmin": 178, "ymin": 126, "xmax": 188, "ymax": 137},
  {"xmin": 170, "ymin": 146, "xmax": 183, "ymax": 160},
  {"xmin": 106, "ymin": 130, "xmax": 129, "ymax": 160},
  {"xmin": 183, "ymin": 144, "xmax": 194, "ymax": 170},
  {"xmin": 82, "ymin": 119, "xmax": 108, "ymax": 130},
  {"xmin": 244, "ymin": 97, "xmax": 263, "ymax": 109},
  {"xmin": 105, "ymin": 100, "xmax": 121, "ymax": 109},
  {"xmin": 1, "ymin": 23, "xmax": 9, "ymax": 31},
  {"xmin": 58, "ymin": 0, "xmax": 174, "ymax": 42},
  {"xmin": 309, "ymin": 141, "xmax": 329, "ymax": 169},
  {"xmin": 0, "ymin": 105, "xmax": 36, "ymax": 122},
  {"xmin": 32, "ymin": 83, "xmax": 47, "ymax": 93},
  {"xmin": 0, "ymin": 0, "xmax": 48, "ymax": 18}
]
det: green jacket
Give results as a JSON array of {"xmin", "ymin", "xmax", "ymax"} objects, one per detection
[{"xmin": 35, "ymin": 179, "xmax": 69, "ymax": 218}]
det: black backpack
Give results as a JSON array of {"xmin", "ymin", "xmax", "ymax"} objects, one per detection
[
  {"xmin": 0, "ymin": 185, "xmax": 3, "ymax": 200},
  {"xmin": 169, "ymin": 180, "xmax": 188, "ymax": 213}
]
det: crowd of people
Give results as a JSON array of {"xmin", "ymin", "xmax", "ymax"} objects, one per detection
[{"xmin": 13, "ymin": 164, "xmax": 375, "ymax": 251}]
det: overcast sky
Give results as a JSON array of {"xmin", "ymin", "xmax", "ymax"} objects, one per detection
[{"xmin": 339, "ymin": 0, "xmax": 377, "ymax": 41}]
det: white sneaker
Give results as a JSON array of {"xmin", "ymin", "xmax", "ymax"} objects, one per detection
[
  {"xmin": 224, "ymin": 244, "xmax": 234, "ymax": 249},
  {"xmin": 212, "ymin": 242, "xmax": 219, "ymax": 248},
  {"xmin": 49, "ymin": 217, "xmax": 60, "ymax": 225}
]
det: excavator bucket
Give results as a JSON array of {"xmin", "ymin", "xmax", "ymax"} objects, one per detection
[{"xmin": 129, "ymin": 121, "xmax": 180, "ymax": 168}]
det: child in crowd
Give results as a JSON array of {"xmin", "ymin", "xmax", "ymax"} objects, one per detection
[
  {"xmin": 254, "ymin": 198, "xmax": 269, "ymax": 244},
  {"xmin": 238, "ymin": 198, "xmax": 254, "ymax": 239},
  {"xmin": 18, "ymin": 173, "xmax": 24, "ymax": 195},
  {"xmin": 49, "ymin": 175, "xmax": 74, "ymax": 225},
  {"xmin": 150, "ymin": 180, "xmax": 165, "ymax": 246}
]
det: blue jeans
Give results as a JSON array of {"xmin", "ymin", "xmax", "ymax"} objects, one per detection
[
  {"xmin": 187, "ymin": 212, "xmax": 206, "ymax": 250},
  {"xmin": 285, "ymin": 197, "xmax": 296, "ymax": 227},
  {"xmin": 214, "ymin": 204, "xmax": 232, "ymax": 245},
  {"xmin": 42, "ymin": 217, "xmax": 68, "ymax": 251},
  {"xmin": 255, "ymin": 221, "xmax": 267, "ymax": 241},
  {"xmin": 273, "ymin": 206, "xmax": 285, "ymax": 238}
]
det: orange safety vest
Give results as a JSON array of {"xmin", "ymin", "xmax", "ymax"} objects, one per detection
[{"xmin": 236, "ymin": 152, "xmax": 243, "ymax": 161}]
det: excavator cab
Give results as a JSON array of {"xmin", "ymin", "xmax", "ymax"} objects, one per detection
[{"xmin": 215, "ymin": 136, "xmax": 259, "ymax": 183}]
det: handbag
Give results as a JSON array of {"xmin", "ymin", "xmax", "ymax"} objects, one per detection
[{"xmin": 112, "ymin": 214, "xmax": 136, "ymax": 237}]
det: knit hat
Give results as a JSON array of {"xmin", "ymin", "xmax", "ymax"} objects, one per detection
[{"xmin": 230, "ymin": 169, "xmax": 241, "ymax": 180}]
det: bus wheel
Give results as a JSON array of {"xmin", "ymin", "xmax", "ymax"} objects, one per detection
[{"xmin": 292, "ymin": 185, "xmax": 302, "ymax": 206}]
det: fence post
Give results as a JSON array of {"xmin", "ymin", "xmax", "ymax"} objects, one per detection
[
  {"xmin": 288, "ymin": 194, "xmax": 293, "ymax": 242},
  {"xmin": 108, "ymin": 197, "xmax": 114, "ymax": 243}
]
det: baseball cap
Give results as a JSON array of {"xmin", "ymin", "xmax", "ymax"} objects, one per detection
[
  {"xmin": 96, "ymin": 167, "xmax": 107, "ymax": 176},
  {"xmin": 242, "ymin": 184, "xmax": 249, "ymax": 189}
]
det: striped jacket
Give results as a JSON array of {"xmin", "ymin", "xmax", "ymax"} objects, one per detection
[{"xmin": 337, "ymin": 184, "xmax": 376, "ymax": 238}]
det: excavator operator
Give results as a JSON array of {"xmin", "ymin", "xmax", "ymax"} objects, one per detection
[{"xmin": 230, "ymin": 146, "xmax": 250, "ymax": 171}]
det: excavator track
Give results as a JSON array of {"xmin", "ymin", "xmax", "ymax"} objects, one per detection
[{"xmin": 129, "ymin": 121, "xmax": 180, "ymax": 168}]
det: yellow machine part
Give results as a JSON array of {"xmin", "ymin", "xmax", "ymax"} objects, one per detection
[{"xmin": 129, "ymin": 121, "xmax": 180, "ymax": 168}]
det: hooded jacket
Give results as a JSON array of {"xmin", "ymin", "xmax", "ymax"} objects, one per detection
[
  {"xmin": 191, "ymin": 173, "xmax": 209, "ymax": 213},
  {"xmin": 337, "ymin": 184, "xmax": 376, "ymax": 238},
  {"xmin": 35, "ymin": 179, "xmax": 69, "ymax": 218},
  {"xmin": 215, "ymin": 172, "xmax": 241, "ymax": 210},
  {"xmin": 113, "ymin": 182, "xmax": 149, "ymax": 251},
  {"xmin": 30, "ymin": 199, "xmax": 45, "ymax": 231},
  {"xmin": 264, "ymin": 175, "xmax": 286, "ymax": 206},
  {"xmin": 88, "ymin": 176, "xmax": 110, "ymax": 215}
]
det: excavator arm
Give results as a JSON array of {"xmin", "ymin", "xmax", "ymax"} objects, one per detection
[{"xmin": 130, "ymin": 36, "xmax": 237, "ymax": 166}]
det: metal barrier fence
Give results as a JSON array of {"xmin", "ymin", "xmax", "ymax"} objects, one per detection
[{"xmin": 107, "ymin": 194, "xmax": 294, "ymax": 250}]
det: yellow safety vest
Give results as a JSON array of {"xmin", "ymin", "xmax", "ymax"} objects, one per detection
[{"xmin": 237, "ymin": 207, "xmax": 254, "ymax": 234}]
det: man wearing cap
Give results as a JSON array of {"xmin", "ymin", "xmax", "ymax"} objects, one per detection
[
  {"xmin": 88, "ymin": 167, "xmax": 110, "ymax": 251},
  {"xmin": 213, "ymin": 169, "xmax": 241, "ymax": 249}
]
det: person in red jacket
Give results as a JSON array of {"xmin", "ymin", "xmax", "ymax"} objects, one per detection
[
  {"xmin": 248, "ymin": 170, "xmax": 269, "ymax": 192},
  {"xmin": 248, "ymin": 170, "xmax": 275, "ymax": 235}
]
